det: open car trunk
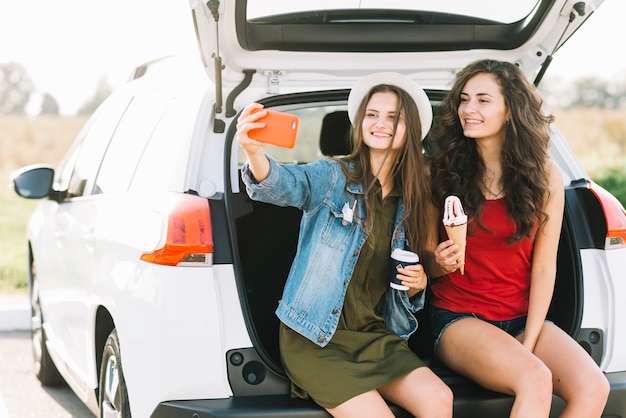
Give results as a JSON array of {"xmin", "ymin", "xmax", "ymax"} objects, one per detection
[{"xmin": 229, "ymin": 93, "xmax": 587, "ymax": 393}]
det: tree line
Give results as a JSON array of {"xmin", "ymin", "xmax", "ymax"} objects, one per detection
[
  {"xmin": 0, "ymin": 61, "xmax": 112, "ymax": 116},
  {"xmin": 1, "ymin": 61, "xmax": 625, "ymax": 117},
  {"xmin": 539, "ymin": 73, "xmax": 626, "ymax": 110}
]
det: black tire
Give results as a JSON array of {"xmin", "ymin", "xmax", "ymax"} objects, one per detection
[
  {"xmin": 99, "ymin": 329, "xmax": 131, "ymax": 418},
  {"xmin": 30, "ymin": 259, "xmax": 64, "ymax": 386}
]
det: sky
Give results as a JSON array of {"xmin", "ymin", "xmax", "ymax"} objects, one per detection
[{"xmin": 1, "ymin": 0, "xmax": 624, "ymax": 115}]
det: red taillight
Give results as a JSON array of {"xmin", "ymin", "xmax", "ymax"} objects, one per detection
[
  {"xmin": 141, "ymin": 194, "xmax": 214, "ymax": 266},
  {"xmin": 589, "ymin": 181, "xmax": 626, "ymax": 249}
]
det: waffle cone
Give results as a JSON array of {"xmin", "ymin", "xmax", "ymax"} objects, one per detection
[{"xmin": 445, "ymin": 223, "xmax": 467, "ymax": 275}]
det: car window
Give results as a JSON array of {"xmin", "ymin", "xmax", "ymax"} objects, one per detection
[
  {"xmin": 53, "ymin": 137, "xmax": 82, "ymax": 193},
  {"xmin": 237, "ymin": 105, "xmax": 347, "ymax": 165},
  {"xmin": 93, "ymin": 92, "xmax": 173, "ymax": 195},
  {"xmin": 65, "ymin": 95, "xmax": 132, "ymax": 199},
  {"xmin": 128, "ymin": 89, "xmax": 205, "ymax": 194},
  {"xmin": 246, "ymin": 1, "xmax": 539, "ymax": 24}
]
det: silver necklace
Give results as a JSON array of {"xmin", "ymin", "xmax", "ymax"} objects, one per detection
[{"xmin": 481, "ymin": 180, "xmax": 504, "ymax": 199}]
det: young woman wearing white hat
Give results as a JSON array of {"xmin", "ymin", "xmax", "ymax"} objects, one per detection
[{"xmin": 236, "ymin": 72, "xmax": 452, "ymax": 418}]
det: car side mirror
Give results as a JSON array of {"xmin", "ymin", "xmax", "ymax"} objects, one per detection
[{"xmin": 11, "ymin": 165, "xmax": 55, "ymax": 199}]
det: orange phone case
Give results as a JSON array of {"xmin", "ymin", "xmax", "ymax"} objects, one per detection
[{"xmin": 248, "ymin": 109, "xmax": 299, "ymax": 149}]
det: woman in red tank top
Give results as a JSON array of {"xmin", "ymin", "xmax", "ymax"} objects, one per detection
[{"xmin": 428, "ymin": 59, "xmax": 608, "ymax": 417}]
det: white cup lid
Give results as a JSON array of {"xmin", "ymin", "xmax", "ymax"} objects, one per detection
[{"xmin": 391, "ymin": 248, "xmax": 419, "ymax": 262}]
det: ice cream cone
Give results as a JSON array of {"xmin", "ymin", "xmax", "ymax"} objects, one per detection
[
  {"xmin": 443, "ymin": 196, "xmax": 468, "ymax": 275},
  {"xmin": 445, "ymin": 223, "xmax": 467, "ymax": 275}
]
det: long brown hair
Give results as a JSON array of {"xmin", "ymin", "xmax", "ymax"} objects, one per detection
[
  {"xmin": 339, "ymin": 84, "xmax": 433, "ymax": 255},
  {"xmin": 429, "ymin": 59, "xmax": 554, "ymax": 242}
]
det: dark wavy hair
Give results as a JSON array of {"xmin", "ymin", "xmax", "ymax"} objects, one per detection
[
  {"xmin": 340, "ymin": 83, "xmax": 433, "ymax": 255},
  {"xmin": 429, "ymin": 59, "xmax": 554, "ymax": 243}
]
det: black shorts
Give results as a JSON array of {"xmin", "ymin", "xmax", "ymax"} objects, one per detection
[{"xmin": 430, "ymin": 307, "xmax": 529, "ymax": 354}]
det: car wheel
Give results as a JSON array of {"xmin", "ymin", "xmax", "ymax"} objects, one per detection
[
  {"xmin": 30, "ymin": 260, "xmax": 64, "ymax": 386},
  {"xmin": 99, "ymin": 329, "xmax": 131, "ymax": 418}
]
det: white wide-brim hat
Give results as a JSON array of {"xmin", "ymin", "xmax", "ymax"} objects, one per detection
[{"xmin": 347, "ymin": 72, "xmax": 433, "ymax": 140}]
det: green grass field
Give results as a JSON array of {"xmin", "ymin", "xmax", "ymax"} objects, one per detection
[
  {"xmin": 0, "ymin": 191, "xmax": 37, "ymax": 293},
  {"xmin": 0, "ymin": 115, "xmax": 84, "ymax": 294}
]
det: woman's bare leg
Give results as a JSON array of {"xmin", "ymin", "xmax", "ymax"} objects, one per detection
[
  {"xmin": 436, "ymin": 317, "xmax": 553, "ymax": 418},
  {"xmin": 527, "ymin": 322, "xmax": 609, "ymax": 417},
  {"xmin": 326, "ymin": 366, "xmax": 452, "ymax": 418},
  {"xmin": 379, "ymin": 367, "xmax": 453, "ymax": 418},
  {"xmin": 325, "ymin": 389, "xmax": 395, "ymax": 418}
]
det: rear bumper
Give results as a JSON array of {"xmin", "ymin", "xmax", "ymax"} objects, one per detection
[
  {"xmin": 604, "ymin": 371, "xmax": 626, "ymax": 417},
  {"xmin": 151, "ymin": 371, "xmax": 626, "ymax": 418}
]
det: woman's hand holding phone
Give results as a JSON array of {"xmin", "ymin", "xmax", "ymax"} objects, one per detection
[{"xmin": 247, "ymin": 108, "xmax": 299, "ymax": 149}]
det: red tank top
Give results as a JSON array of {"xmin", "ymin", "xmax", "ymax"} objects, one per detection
[{"xmin": 430, "ymin": 198, "xmax": 535, "ymax": 320}]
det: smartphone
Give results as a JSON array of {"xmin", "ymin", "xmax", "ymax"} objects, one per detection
[{"xmin": 248, "ymin": 108, "xmax": 299, "ymax": 149}]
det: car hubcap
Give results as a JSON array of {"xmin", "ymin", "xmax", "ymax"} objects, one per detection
[{"xmin": 101, "ymin": 355, "xmax": 121, "ymax": 418}]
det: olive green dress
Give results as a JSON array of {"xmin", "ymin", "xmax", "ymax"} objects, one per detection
[{"xmin": 279, "ymin": 185, "xmax": 426, "ymax": 409}]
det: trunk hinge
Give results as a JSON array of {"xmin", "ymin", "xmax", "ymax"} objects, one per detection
[
  {"xmin": 264, "ymin": 71, "xmax": 286, "ymax": 94},
  {"xmin": 207, "ymin": 0, "xmax": 225, "ymax": 133}
]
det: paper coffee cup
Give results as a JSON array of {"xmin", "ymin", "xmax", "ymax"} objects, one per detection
[{"xmin": 390, "ymin": 249, "xmax": 419, "ymax": 290}]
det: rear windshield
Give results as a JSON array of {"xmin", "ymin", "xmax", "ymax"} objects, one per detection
[
  {"xmin": 247, "ymin": 1, "xmax": 541, "ymax": 24},
  {"xmin": 239, "ymin": 0, "xmax": 550, "ymax": 53}
]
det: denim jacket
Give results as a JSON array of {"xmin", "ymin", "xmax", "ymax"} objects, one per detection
[{"xmin": 241, "ymin": 155, "xmax": 425, "ymax": 347}]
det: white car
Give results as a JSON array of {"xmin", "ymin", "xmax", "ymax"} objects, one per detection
[{"xmin": 11, "ymin": 0, "xmax": 626, "ymax": 416}]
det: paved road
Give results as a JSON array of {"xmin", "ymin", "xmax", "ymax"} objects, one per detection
[{"xmin": 0, "ymin": 331, "xmax": 94, "ymax": 418}]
